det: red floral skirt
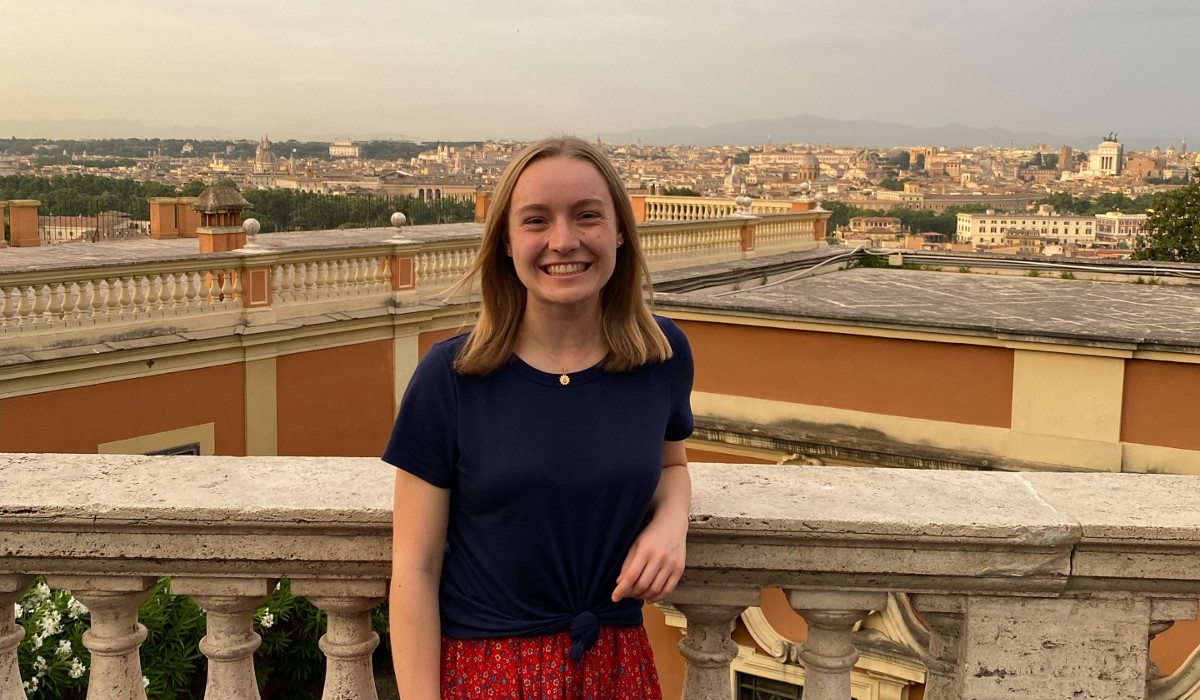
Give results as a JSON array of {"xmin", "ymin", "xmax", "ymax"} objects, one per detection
[{"xmin": 440, "ymin": 626, "xmax": 663, "ymax": 700}]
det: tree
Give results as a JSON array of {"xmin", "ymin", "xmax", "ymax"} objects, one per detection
[{"xmin": 1133, "ymin": 167, "xmax": 1200, "ymax": 263}]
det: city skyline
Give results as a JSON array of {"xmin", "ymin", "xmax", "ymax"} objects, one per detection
[{"xmin": 3, "ymin": 0, "xmax": 1199, "ymax": 143}]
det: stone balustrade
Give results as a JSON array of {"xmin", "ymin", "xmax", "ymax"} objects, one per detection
[
  {"xmin": 0, "ymin": 216, "xmax": 829, "ymax": 344},
  {"xmin": 642, "ymin": 196, "xmax": 796, "ymax": 222},
  {"xmin": 3, "ymin": 454, "xmax": 1199, "ymax": 699}
]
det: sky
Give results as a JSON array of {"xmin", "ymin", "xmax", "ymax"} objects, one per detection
[{"xmin": 2, "ymin": 0, "xmax": 1198, "ymax": 142}]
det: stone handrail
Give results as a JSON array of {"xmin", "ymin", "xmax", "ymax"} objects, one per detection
[
  {"xmin": 643, "ymin": 196, "xmax": 796, "ymax": 222},
  {"xmin": 3, "ymin": 454, "xmax": 1199, "ymax": 699}
]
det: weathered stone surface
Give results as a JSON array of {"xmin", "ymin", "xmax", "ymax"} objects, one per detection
[{"xmin": 959, "ymin": 595, "xmax": 1150, "ymax": 700}]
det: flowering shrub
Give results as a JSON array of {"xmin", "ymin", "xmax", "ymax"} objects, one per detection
[{"xmin": 15, "ymin": 577, "xmax": 390, "ymax": 699}]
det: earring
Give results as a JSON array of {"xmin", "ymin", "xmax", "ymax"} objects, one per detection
[
  {"xmin": 504, "ymin": 246, "xmax": 512, "ymax": 256},
  {"xmin": 617, "ymin": 238, "xmax": 624, "ymax": 247}
]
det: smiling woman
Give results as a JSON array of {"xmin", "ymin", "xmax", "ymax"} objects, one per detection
[{"xmin": 384, "ymin": 136, "xmax": 694, "ymax": 700}]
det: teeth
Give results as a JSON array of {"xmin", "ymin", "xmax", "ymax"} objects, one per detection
[{"xmin": 544, "ymin": 263, "xmax": 587, "ymax": 275}]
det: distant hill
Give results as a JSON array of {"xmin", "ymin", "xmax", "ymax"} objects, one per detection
[
  {"xmin": 0, "ymin": 118, "xmax": 247, "ymax": 141},
  {"xmin": 2, "ymin": 115, "xmax": 1186, "ymax": 152},
  {"xmin": 600, "ymin": 114, "xmax": 1180, "ymax": 151}
]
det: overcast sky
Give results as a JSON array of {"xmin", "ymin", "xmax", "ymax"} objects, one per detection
[{"xmin": 2, "ymin": 0, "xmax": 1197, "ymax": 142}]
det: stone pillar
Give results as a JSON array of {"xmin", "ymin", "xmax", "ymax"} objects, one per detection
[
  {"xmin": 0, "ymin": 575, "xmax": 35, "ymax": 699},
  {"xmin": 292, "ymin": 579, "xmax": 387, "ymax": 700},
  {"xmin": 8, "ymin": 199, "xmax": 41, "ymax": 247},
  {"xmin": 176, "ymin": 198, "xmax": 200, "ymax": 238},
  {"xmin": 474, "ymin": 192, "xmax": 491, "ymax": 223},
  {"xmin": 740, "ymin": 222, "xmax": 756, "ymax": 252},
  {"xmin": 48, "ymin": 576, "xmax": 156, "ymax": 700},
  {"xmin": 172, "ymin": 578, "xmax": 275, "ymax": 700},
  {"xmin": 148, "ymin": 197, "xmax": 179, "ymax": 239},
  {"xmin": 629, "ymin": 194, "xmax": 647, "ymax": 224},
  {"xmin": 239, "ymin": 258, "xmax": 274, "ymax": 309},
  {"xmin": 911, "ymin": 595, "xmax": 964, "ymax": 700},
  {"xmin": 670, "ymin": 586, "xmax": 759, "ymax": 700},
  {"xmin": 788, "ymin": 590, "xmax": 887, "ymax": 700},
  {"xmin": 958, "ymin": 594, "xmax": 1152, "ymax": 700}
]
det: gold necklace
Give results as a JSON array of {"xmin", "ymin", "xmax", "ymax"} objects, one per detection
[{"xmin": 525, "ymin": 327, "xmax": 597, "ymax": 386}]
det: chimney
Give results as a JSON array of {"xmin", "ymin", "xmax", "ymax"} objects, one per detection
[{"xmin": 191, "ymin": 187, "xmax": 252, "ymax": 253}]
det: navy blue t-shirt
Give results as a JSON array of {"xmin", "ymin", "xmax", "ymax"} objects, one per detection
[{"xmin": 382, "ymin": 316, "xmax": 693, "ymax": 654}]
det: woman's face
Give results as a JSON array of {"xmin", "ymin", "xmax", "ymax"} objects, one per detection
[{"xmin": 506, "ymin": 156, "xmax": 622, "ymax": 316}]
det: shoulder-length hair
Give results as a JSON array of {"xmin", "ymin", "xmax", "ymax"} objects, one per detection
[{"xmin": 452, "ymin": 136, "xmax": 671, "ymax": 375}]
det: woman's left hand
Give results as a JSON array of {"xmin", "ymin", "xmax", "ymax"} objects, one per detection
[
  {"xmin": 612, "ymin": 458, "xmax": 691, "ymax": 604},
  {"xmin": 612, "ymin": 508, "xmax": 688, "ymax": 604}
]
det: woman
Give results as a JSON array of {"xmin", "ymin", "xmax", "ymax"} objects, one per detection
[{"xmin": 384, "ymin": 136, "xmax": 693, "ymax": 699}]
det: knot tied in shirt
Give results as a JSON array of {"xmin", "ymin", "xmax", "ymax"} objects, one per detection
[{"xmin": 568, "ymin": 611, "xmax": 600, "ymax": 661}]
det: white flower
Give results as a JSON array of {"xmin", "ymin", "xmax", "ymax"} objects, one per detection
[
  {"xmin": 66, "ymin": 596, "xmax": 88, "ymax": 619},
  {"xmin": 32, "ymin": 582, "xmax": 51, "ymax": 603},
  {"xmin": 259, "ymin": 611, "xmax": 275, "ymax": 629},
  {"xmin": 31, "ymin": 633, "xmax": 45, "ymax": 648},
  {"xmin": 12, "ymin": 602, "xmax": 21, "ymax": 619},
  {"xmin": 33, "ymin": 656, "xmax": 48, "ymax": 677},
  {"xmin": 143, "ymin": 675, "xmax": 150, "ymax": 689},
  {"xmin": 37, "ymin": 609, "xmax": 63, "ymax": 636},
  {"xmin": 68, "ymin": 657, "xmax": 86, "ymax": 679},
  {"xmin": 56, "ymin": 638, "xmax": 73, "ymax": 657},
  {"xmin": 23, "ymin": 676, "xmax": 38, "ymax": 692}
]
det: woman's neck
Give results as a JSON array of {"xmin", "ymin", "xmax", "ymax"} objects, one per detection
[{"xmin": 517, "ymin": 301, "xmax": 607, "ymax": 373}]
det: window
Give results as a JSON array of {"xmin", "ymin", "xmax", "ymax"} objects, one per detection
[
  {"xmin": 737, "ymin": 673, "xmax": 804, "ymax": 700},
  {"xmin": 147, "ymin": 443, "xmax": 201, "ymax": 456}
]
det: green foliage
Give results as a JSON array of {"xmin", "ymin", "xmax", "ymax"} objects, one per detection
[
  {"xmin": 1035, "ymin": 191, "xmax": 1156, "ymax": 216},
  {"xmin": 241, "ymin": 190, "xmax": 473, "ymax": 232},
  {"xmin": 661, "ymin": 187, "xmax": 700, "ymax": 197},
  {"xmin": 855, "ymin": 253, "xmax": 891, "ymax": 268},
  {"xmin": 1133, "ymin": 167, "xmax": 1200, "ymax": 263},
  {"xmin": 958, "ymin": 266, "xmax": 972, "ymax": 273},
  {"xmin": 878, "ymin": 178, "xmax": 906, "ymax": 191},
  {"xmin": 1060, "ymin": 271, "xmax": 1076, "ymax": 280},
  {"xmin": 731, "ymin": 151, "xmax": 750, "ymax": 165},
  {"xmin": 1026, "ymin": 270, "xmax": 1041, "ymax": 278},
  {"xmin": 824, "ymin": 201, "xmax": 987, "ymax": 236},
  {"xmin": 886, "ymin": 152, "xmax": 911, "ymax": 170},
  {"xmin": 16, "ymin": 578, "xmax": 392, "ymax": 699}
]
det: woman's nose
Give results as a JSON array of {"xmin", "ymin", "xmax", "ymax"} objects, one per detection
[{"xmin": 547, "ymin": 219, "xmax": 581, "ymax": 252}]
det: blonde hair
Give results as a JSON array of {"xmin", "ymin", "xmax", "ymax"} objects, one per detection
[{"xmin": 452, "ymin": 136, "xmax": 671, "ymax": 375}]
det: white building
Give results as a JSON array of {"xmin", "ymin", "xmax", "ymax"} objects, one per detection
[
  {"xmin": 1086, "ymin": 135, "xmax": 1124, "ymax": 176},
  {"xmin": 1094, "ymin": 211, "xmax": 1149, "ymax": 245},
  {"xmin": 329, "ymin": 140, "xmax": 361, "ymax": 158},
  {"xmin": 956, "ymin": 207, "xmax": 1096, "ymax": 249}
]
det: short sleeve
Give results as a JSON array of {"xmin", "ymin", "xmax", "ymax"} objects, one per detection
[
  {"xmin": 659, "ymin": 318, "xmax": 695, "ymax": 442},
  {"xmin": 381, "ymin": 341, "xmax": 460, "ymax": 488}
]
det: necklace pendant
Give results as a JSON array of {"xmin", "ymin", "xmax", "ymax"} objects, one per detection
[{"xmin": 559, "ymin": 373, "xmax": 570, "ymax": 386}]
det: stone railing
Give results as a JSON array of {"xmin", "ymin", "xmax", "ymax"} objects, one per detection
[
  {"xmin": 0, "ymin": 214, "xmax": 830, "ymax": 346},
  {"xmin": 642, "ymin": 195, "xmax": 796, "ymax": 222},
  {"xmin": 3, "ymin": 454, "xmax": 1199, "ymax": 699}
]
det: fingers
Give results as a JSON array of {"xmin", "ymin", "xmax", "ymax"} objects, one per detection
[{"xmin": 612, "ymin": 542, "xmax": 684, "ymax": 603}]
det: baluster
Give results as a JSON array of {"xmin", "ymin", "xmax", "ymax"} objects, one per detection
[
  {"xmin": 184, "ymin": 272, "xmax": 200, "ymax": 310},
  {"xmin": 48, "ymin": 282, "xmax": 67, "ymax": 324},
  {"xmin": 104, "ymin": 277, "xmax": 121, "ymax": 319},
  {"xmin": 293, "ymin": 579, "xmax": 387, "ymax": 700},
  {"xmin": 130, "ymin": 276, "xmax": 147, "ymax": 317},
  {"xmin": 230, "ymin": 269, "xmax": 242, "ymax": 305},
  {"xmin": 2, "ymin": 286, "xmax": 18, "ymax": 329},
  {"xmin": 31, "ymin": 284, "xmax": 50, "ymax": 326},
  {"xmin": 378, "ymin": 256, "xmax": 391, "ymax": 290},
  {"xmin": 1, "ymin": 575, "xmax": 35, "ymax": 698},
  {"xmin": 314, "ymin": 261, "xmax": 329, "ymax": 297},
  {"xmin": 788, "ymin": 591, "xmax": 886, "ymax": 700},
  {"xmin": 172, "ymin": 578, "xmax": 274, "ymax": 700},
  {"xmin": 197, "ymin": 271, "xmax": 214, "ymax": 307},
  {"xmin": 47, "ymin": 576, "xmax": 156, "ymax": 700},
  {"xmin": 116, "ymin": 276, "xmax": 133, "ymax": 318},
  {"xmin": 673, "ymin": 594, "xmax": 755, "ymax": 700},
  {"xmin": 214, "ymin": 270, "xmax": 228, "ymax": 305},
  {"xmin": 15, "ymin": 285, "xmax": 34, "ymax": 328},
  {"xmin": 169, "ymin": 273, "xmax": 185, "ymax": 311},
  {"xmin": 270, "ymin": 265, "xmax": 284, "ymax": 304},
  {"xmin": 335, "ymin": 259, "xmax": 349, "ymax": 294},
  {"xmin": 303, "ymin": 262, "xmax": 318, "ymax": 299}
]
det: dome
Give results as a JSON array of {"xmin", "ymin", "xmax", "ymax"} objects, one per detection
[{"xmin": 798, "ymin": 151, "xmax": 819, "ymax": 168}]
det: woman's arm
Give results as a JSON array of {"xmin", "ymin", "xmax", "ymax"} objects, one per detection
[
  {"xmin": 612, "ymin": 440, "xmax": 691, "ymax": 604},
  {"xmin": 390, "ymin": 469, "xmax": 450, "ymax": 700}
]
